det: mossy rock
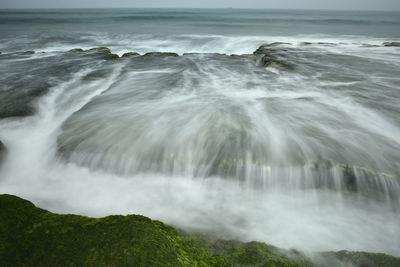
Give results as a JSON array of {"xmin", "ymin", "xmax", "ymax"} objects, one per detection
[
  {"xmin": 143, "ymin": 52, "xmax": 179, "ymax": 57},
  {"xmin": 86, "ymin": 47, "xmax": 119, "ymax": 60},
  {"xmin": 0, "ymin": 194, "xmax": 314, "ymax": 267},
  {"xmin": 122, "ymin": 52, "xmax": 140, "ymax": 58},
  {"xmin": 259, "ymin": 55, "xmax": 294, "ymax": 70},
  {"xmin": 2, "ymin": 195, "xmax": 399, "ymax": 267},
  {"xmin": 69, "ymin": 48, "xmax": 84, "ymax": 52},
  {"xmin": 68, "ymin": 47, "xmax": 119, "ymax": 60},
  {"xmin": 87, "ymin": 47, "xmax": 111, "ymax": 52}
]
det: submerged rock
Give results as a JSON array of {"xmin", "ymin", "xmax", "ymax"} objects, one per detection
[
  {"xmin": 317, "ymin": 42, "xmax": 337, "ymax": 47},
  {"xmin": 383, "ymin": 42, "xmax": 400, "ymax": 47},
  {"xmin": 0, "ymin": 141, "xmax": 6, "ymax": 166},
  {"xmin": 361, "ymin": 44, "xmax": 380, "ymax": 48},
  {"xmin": 260, "ymin": 42, "xmax": 293, "ymax": 47}
]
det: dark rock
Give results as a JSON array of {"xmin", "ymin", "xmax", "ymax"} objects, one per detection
[
  {"xmin": 383, "ymin": 42, "xmax": 400, "ymax": 47},
  {"xmin": 143, "ymin": 52, "xmax": 179, "ymax": 57},
  {"xmin": 69, "ymin": 47, "xmax": 119, "ymax": 60},
  {"xmin": 86, "ymin": 47, "xmax": 119, "ymax": 60},
  {"xmin": 260, "ymin": 42, "xmax": 292, "ymax": 47},
  {"xmin": 122, "ymin": 52, "xmax": 140, "ymax": 58},
  {"xmin": 361, "ymin": 44, "xmax": 380, "ymax": 48},
  {"xmin": 340, "ymin": 164, "xmax": 358, "ymax": 191},
  {"xmin": 0, "ymin": 49, "xmax": 116, "ymax": 118},
  {"xmin": 23, "ymin": 51, "xmax": 35, "ymax": 54},
  {"xmin": 317, "ymin": 42, "xmax": 336, "ymax": 46},
  {"xmin": 87, "ymin": 47, "xmax": 111, "ymax": 53},
  {"xmin": 69, "ymin": 48, "xmax": 84, "ymax": 52},
  {"xmin": 259, "ymin": 55, "xmax": 294, "ymax": 69},
  {"xmin": 253, "ymin": 43, "xmax": 297, "ymax": 70},
  {"xmin": 0, "ymin": 141, "xmax": 6, "ymax": 166}
]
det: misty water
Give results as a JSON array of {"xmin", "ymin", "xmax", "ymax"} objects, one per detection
[{"xmin": 1, "ymin": 9, "xmax": 400, "ymax": 256}]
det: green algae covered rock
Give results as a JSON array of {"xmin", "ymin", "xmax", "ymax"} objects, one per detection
[
  {"xmin": 1, "ymin": 194, "xmax": 399, "ymax": 266},
  {"xmin": 69, "ymin": 47, "xmax": 119, "ymax": 60},
  {"xmin": 0, "ymin": 194, "xmax": 314, "ymax": 267},
  {"xmin": 122, "ymin": 52, "xmax": 140, "ymax": 58},
  {"xmin": 143, "ymin": 52, "xmax": 179, "ymax": 57},
  {"xmin": 69, "ymin": 48, "xmax": 84, "ymax": 52}
]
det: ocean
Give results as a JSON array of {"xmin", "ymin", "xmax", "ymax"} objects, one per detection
[{"xmin": 1, "ymin": 9, "xmax": 400, "ymax": 256}]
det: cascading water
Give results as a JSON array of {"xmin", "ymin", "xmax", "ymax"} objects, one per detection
[{"xmin": 1, "ymin": 8, "xmax": 400, "ymax": 258}]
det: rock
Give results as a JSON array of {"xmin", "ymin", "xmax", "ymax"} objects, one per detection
[
  {"xmin": 259, "ymin": 55, "xmax": 293, "ymax": 69},
  {"xmin": 0, "ymin": 194, "xmax": 314, "ymax": 267},
  {"xmin": 361, "ymin": 44, "xmax": 380, "ymax": 48},
  {"xmin": 0, "ymin": 140, "xmax": 6, "ymax": 165},
  {"xmin": 69, "ymin": 47, "xmax": 119, "ymax": 60},
  {"xmin": 317, "ymin": 42, "xmax": 337, "ymax": 46},
  {"xmin": 2, "ymin": 194, "xmax": 400, "ymax": 266},
  {"xmin": 87, "ymin": 47, "xmax": 111, "ymax": 52},
  {"xmin": 122, "ymin": 52, "xmax": 140, "ymax": 58},
  {"xmin": 69, "ymin": 48, "xmax": 84, "ymax": 52},
  {"xmin": 23, "ymin": 51, "xmax": 35, "ymax": 54},
  {"xmin": 383, "ymin": 42, "xmax": 400, "ymax": 47},
  {"xmin": 87, "ymin": 47, "xmax": 119, "ymax": 59},
  {"xmin": 260, "ymin": 42, "xmax": 292, "ymax": 47},
  {"xmin": 143, "ymin": 52, "xmax": 179, "ymax": 57},
  {"xmin": 253, "ymin": 44, "xmax": 297, "ymax": 70}
]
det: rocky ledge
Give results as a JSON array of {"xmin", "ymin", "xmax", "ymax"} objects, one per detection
[{"xmin": 1, "ymin": 194, "xmax": 399, "ymax": 267}]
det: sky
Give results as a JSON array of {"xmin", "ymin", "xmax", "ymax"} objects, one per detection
[{"xmin": 1, "ymin": 0, "xmax": 400, "ymax": 11}]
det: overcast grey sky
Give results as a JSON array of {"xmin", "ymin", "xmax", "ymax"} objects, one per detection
[{"xmin": 1, "ymin": 0, "xmax": 400, "ymax": 11}]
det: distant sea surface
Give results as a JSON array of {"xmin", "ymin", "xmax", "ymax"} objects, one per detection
[
  {"xmin": 0, "ymin": 9, "xmax": 400, "ymax": 54},
  {"xmin": 1, "ymin": 9, "xmax": 400, "ymax": 256}
]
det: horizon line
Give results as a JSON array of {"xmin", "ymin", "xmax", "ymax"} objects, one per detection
[{"xmin": 0, "ymin": 7, "xmax": 399, "ymax": 12}]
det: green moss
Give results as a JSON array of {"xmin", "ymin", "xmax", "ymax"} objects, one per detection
[
  {"xmin": 1, "ymin": 194, "xmax": 399, "ymax": 267},
  {"xmin": 87, "ymin": 47, "xmax": 111, "ymax": 52},
  {"xmin": 68, "ymin": 47, "xmax": 119, "ymax": 60},
  {"xmin": 122, "ymin": 52, "xmax": 140, "ymax": 58},
  {"xmin": 69, "ymin": 48, "xmax": 84, "ymax": 52}
]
